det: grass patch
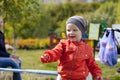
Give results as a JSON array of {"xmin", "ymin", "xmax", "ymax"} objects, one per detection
[{"xmin": 10, "ymin": 49, "xmax": 57, "ymax": 70}]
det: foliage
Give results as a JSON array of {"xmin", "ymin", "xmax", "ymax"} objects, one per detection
[
  {"xmin": 115, "ymin": 0, "xmax": 120, "ymax": 23},
  {"xmin": 48, "ymin": 2, "xmax": 101, "ymax": 34},
  {"xmin": 0, "ymin": 0, "xmax": 50, "ymax": 39},
  {"xmin": 91, "ymin": 1, "xmax": 117, "ymax": 27},
  {"xmin": 103, "ymin": 0, "xmax": 119, "ymax": 3},
  {"xmin": 0, "ymin": 1, "xmax": 120, "ymax": 39}
]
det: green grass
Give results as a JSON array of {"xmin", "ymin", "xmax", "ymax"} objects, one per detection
[
  {"xmin": 97, "ymin": 62, "xmax": 120, "ymax": 79},
  {"xmin": 15, "ymin": 49, "xmax": 57, "ymax": 70},
  {"xmin": 7, "ymin": 49, "xmax": 57, "ymax": 80},
  {"xmin": 8, "ymin": 49, "xmax": 120, "ymax": 80}
]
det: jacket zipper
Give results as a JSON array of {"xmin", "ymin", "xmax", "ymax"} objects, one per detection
[{"xmin": 68, "ymin": 45, "xmax": 79, "ymax": 80}]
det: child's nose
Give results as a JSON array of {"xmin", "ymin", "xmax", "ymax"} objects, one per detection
[{"xmin": 69, "ymin": 31, "xmax": 74, "ymax": 34}]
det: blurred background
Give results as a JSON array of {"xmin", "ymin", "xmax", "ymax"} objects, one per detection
[{"xmin": 0, "ymin": 0, "xmax": 120, "ymax": 80}]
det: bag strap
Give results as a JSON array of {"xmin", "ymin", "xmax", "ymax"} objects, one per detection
[{"xmin": 105, "ymin": 28, "xmax": 117, "ymax": 44}]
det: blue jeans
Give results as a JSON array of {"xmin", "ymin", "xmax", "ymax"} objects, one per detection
[{"xmin": 0, "ymin": 57, "xmax": 22, "ymax": 80}]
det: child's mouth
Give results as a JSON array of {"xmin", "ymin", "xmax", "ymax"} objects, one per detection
[{"xmin": 69, "ymin": 36, "xmax": 75, "ymax": 38}]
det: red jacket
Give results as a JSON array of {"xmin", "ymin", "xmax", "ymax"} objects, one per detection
[{"xmin": 43, "ymin": 39, "xmax": 102, "ymax": 80}]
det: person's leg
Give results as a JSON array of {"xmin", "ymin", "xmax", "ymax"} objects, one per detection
[
  {"xmin": 56, "ymin": 74, "xmax": 61, "ymax": 80},
  {"xmin": 0, "ymin": 57, "xmax": 22, "ymax": 80},
  {"xmin": 13, "ymin": 72, "xmax": 21, "ymax": 80},
  {"xmin": 13, "ymin": 59, "xmax": 22, "ymax": 80},
  {"xmin": 86, "ymin": 73, "xmax": 93, "ymax": 80},
  {"xmin": 56, "ymin": 73, "xmax": 93, "ymax": 80}
]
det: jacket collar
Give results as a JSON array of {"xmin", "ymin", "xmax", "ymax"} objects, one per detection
[{"xmin": 68, "ymin": 39, "xmax": 84, "ymax": 46}]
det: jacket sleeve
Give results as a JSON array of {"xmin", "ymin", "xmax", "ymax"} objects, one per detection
[
  {"xmin": 86, "ymin": 45, "xmax": 102, "ymax": 78},
  {"xmin": 43, "ymin": 40, "xmax": 64, "ymax": 62},
  {"xmin": 0, "ymin": 50, "xmax": 10, "ymax": 57},
  {"xmin": 0, "ymin": 32, "xmax": 10, "ymax": 57}
]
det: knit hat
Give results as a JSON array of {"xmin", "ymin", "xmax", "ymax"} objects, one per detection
[{"xmin": 66, "ymin": 16, "xmax": 87, "ymax": 34}]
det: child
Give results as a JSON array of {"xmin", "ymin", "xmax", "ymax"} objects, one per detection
[{"xmin": 40, "ymin": 16, "xmax": 102, "ymax": 80}]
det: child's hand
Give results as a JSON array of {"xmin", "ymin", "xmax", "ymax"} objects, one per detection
[{"xmin": 40, "ymin": 55, "xmax": 49, "ymax": 63}]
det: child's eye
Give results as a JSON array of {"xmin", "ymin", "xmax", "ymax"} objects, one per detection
[
  {"xmin": 73, "ymin": 29, "xmax": 78, "ymax": 31},
  {"xmin": 67, "ymin": 29, "xmax": 70, "ymax": 32}
]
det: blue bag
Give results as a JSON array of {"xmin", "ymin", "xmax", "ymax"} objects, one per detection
[
  {"xmin": 98, "ymin": 29, "xmax": 118, "ymax": 66},
  {"xmin": 98, "ymin": 31, "xmax": 108, "ymax": 64}
]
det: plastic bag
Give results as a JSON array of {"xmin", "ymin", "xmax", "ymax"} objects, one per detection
[
  {"xmin": 104, "ymin": 30, "xmax": 118, "ymax": 66},
  {"xmin": 98, "ymin": 31, "xmax": 108, "ymax": 64},
  {"xmin": 99, "ymin": 30, "xmax": 118, "ymax": 66}
]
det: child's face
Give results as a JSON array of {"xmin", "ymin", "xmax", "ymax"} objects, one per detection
[
  {"xmin": 66, "ymin": 23, "xmax": 82, "ymax": 42},
  {"xmin": 0, "ymin": 17, "xmax": 3, "ymax": 30}
]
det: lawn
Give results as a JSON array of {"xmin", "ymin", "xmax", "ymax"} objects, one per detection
[{"xmin": 6, "ymin": 49, "xmax": 120, "ymax": 80}]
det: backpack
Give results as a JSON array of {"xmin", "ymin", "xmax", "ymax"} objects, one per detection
[{"xmin": 98, "ymin": 29, "xmax": 118, "ymax": 66}]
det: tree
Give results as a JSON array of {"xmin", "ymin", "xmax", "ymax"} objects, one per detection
[
  {"xmin": 91, "ymin": 1, "xmax": 117, "ymax": 27},
  {"xmin": 0, "ymin": 0, "xmax": 44, "ymax": 39}
]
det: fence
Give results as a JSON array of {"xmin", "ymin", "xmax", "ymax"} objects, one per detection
[{"xmin": 0, "ymin": 68, "xmax": 58, "ymax": 80}]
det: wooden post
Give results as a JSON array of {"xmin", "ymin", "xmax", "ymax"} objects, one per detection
[{"xmin": 48, "ymin": 31, "xmax": 60, "ymax": 49}]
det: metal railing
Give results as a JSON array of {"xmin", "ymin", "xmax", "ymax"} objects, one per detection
[
  {"xmin": 0, "ymin": 68, "xmax": 58, "ymax": 80},
  {"xmin": 0, "ymin": 68, "xmax": 58, "ymax": 76}
]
